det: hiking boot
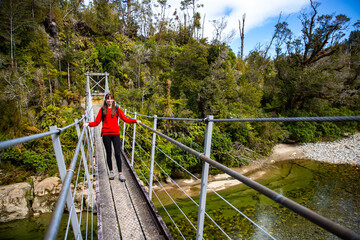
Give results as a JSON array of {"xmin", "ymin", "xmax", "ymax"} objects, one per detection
[
  {"xmin": 109, "ymin": 172, "xmax": 115, "ymax": 180},
  {"xmin": 119, "ymin": 174, "xmax": 126, "ymax": 182}
]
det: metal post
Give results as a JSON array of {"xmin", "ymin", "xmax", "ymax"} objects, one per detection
[
  {"xmin": 104, "ymin": 72, "xmax": 109, "ymax": 94},
  {"xmin": 196, "ymin": 115, "xmax": 214, "ymax": 240},
  {"xmin": 86, "ymin": 73, "xmax": 94, "ymax": 139},
  {"xmin": 148, "ymin": 115, "xmax": 158, "ymax": 199},
  {"xmin": 122, "ymin": 109, "xmax": 127, "ymax": 150},
  {"xmin": 75, "ymin": 120, "xmax": 96, "ymax": 212},
  {"xmin": 85, "ymin": 127, "xmax": 95, "ymax": 177},
  {"xmin": 50, "ymin": 125, "xmax": 82, "ymax": 240},
  {"xmin": 131, "ymin": 112, "xmax": 137, "ymax": 166},
  {"xmin": 86, "ymin": 73, "xmax": 92, "ymax": 113}
]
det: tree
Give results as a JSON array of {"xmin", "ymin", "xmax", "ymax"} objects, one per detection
[
  {"xmin": 238, "ymin": 13, "xmax": 246, "ymax": 59},
  {"xmin": 263, "ymin": 12, "xmax": 292, "ymax": 58},
  {"xmin": 210, "ymin": 17, "xmax": 235, "ymax": 45},
  {"xmin": 299, "ymin": 0, "xmax": 349, "ymax": 66},
  {"xmin": 200, "ymin": 47, "xmax": 238, "ymax": 117},
  {"xmin": 93, "ymin": 0, "xmax": 120, "ymax": 35},
  {"xmin": 172, "ymin": 42, "xmax": 209, "ymax": 115},
  {"xmin": 0, "ymin": 0, "xmax": 33, "ymax": 66},
  {"xmin": 113, "ymin": 0, "xmax": 140, "ymax": 38},
  {"xmin": 138, "ymin": 0, "xmax": 153, "ymax": 38},
  {"xmin": 0, "ymin": 71, "xmax": 30, "ymax": 120},
  {"xmin": 180, "ymin": 0, "xmax": 203, "ymax": 38}
]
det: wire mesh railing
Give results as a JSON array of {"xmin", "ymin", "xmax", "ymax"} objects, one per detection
[
  {"xmin": 119, "ymin": 109, "xmax": 360, "ymax": 240},
  {"xmin": 0, "ymin": 116, "xmax": 97, "ymax": 240},
  {"xmin": 0, "ymin": 74, "xmax": 99, "ymax": 239}
]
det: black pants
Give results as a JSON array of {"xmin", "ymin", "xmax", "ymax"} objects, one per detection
[{"xmin": 102, "ymin": 135, "xmax": 122, "ymax": 172}]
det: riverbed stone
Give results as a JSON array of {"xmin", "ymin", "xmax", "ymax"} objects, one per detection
[
  {"xmin": 0, "ymin": 182, "xmax": 32, "ymax": 222},
  {"xmin": 73, "ymin": 181, "xmax": 97, "ymax": 212},
  {"xmin": 32, "ymin": 177, "xmax": 62, "ymax": 214}
]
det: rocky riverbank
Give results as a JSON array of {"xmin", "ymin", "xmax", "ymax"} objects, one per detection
[
  {"xmin": 0, "ymin": 176, "xmax": 95, "ymax": 223},
  {"xmin": 266, "ymin": 133, "xmax": 360, "ymax": 166},
  {"xmin": 298, "ymin": 133, "xmax": 360, "ymax": 166}
]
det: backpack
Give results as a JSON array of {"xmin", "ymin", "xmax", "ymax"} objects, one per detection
[{"xmin": 101, "ymin": 107, "xmax": 119, "ymax": 122}]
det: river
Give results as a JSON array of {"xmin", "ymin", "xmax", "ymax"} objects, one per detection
[
  {"xmin": 0, "ymin": 159, "xmax": 358, "ymax": 239},
  {"xmin": 0, "ymin": 213, "xmax": 97, "ymax": 239},
  {"xmin": 152, "ymin": 159, "xmax": 360, "ymax": 239}
]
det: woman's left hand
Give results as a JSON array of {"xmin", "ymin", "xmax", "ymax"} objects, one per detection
[{"xmin": 136, "ymin": 120, "xmax": 142, "ymax": 124}]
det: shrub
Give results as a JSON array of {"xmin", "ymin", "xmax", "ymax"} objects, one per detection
[{"xmin": 286, "ymin": 122, "xmax": 318, "ymax": 142}]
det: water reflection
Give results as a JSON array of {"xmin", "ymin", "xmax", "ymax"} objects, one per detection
[
  {"xmin": 154, "ymin": 159, "xmax": 360, "ymax": 239},
  {"xmin": 0, "ymin": 212, "xmax": 97, "ymax": 239}
]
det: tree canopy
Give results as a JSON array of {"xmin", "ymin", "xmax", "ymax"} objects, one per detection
[{"xmin": 0, "ymin": 0, "xmax": 359, "ymax": 181}]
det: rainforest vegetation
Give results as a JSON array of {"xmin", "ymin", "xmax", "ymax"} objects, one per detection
[{"xmin": 0, "ymin": 0, "xmax": 359, "ymax": 183}]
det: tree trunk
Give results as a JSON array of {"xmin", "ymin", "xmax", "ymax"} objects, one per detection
[
  {"xmin": 238, "ymin": 13, "xmax": 246, "ymax": 59},
  {"xmin": 67, "ymin": 61, "xmax": 70, "ymax": 90}
]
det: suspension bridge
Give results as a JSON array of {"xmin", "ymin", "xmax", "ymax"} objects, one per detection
[{"xmin": 0, "ymin": 72, "xmax": 359, "ymax": 240}]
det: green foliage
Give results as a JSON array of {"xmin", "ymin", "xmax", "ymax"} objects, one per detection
[
  {"xmin": 286, "ymin": 122, "xmax": 319, "ymax": 143},
  {"xmin": 96, "ymin": 44, "xmax": 124, "ymax": 74},
  {"xmin": 22, "ymin": 150, "xmax": 56, "ymax": 173},
  {"xmin": 172, "ymin": 42, "xmax": 210, "ymax": 114},
  {"xmin": 0, "ymin": 0, "xmax": 359, "ymax": 186}
]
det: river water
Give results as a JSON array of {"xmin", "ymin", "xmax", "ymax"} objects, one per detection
[
  {"xmin": 0, "ymin": 213, "xmax": 97, "ymax": 239},
  {"xmin": 0, "ymin": 159, "xmax": 358, "ymax": 239},
  {"xmin": 153, "ymin": 159, "xmax": 360, "ymax": 239}
]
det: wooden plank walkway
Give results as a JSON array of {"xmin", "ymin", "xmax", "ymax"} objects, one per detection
[{"xmin": 92, "ymin": 104, "xmax": 172, "ymax": 240}]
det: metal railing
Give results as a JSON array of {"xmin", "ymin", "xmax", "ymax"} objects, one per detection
[
  {"xmin": 0, "ymin": 116, "xmax": 96, "ymax": 240},
  {"xmin": 119, "ymin": 108, "xmax": 360, "ymax": 240},
  {"xmin": 0, "ymin": 74, "xmax": 101, "ymax": 239}
]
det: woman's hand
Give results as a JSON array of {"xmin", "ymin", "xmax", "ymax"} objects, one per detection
[
  {"xmin": 83, "ymin": 122, "xmax": 89, "ymax": 128},
  {"xmin": 136, "ymin": 120, "xmax": 142, "ymax": 124}
]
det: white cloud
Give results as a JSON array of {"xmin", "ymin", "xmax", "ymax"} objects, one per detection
[{"xmin": 166, "ymin": 0, "xmax": 309, "ymax": 42}]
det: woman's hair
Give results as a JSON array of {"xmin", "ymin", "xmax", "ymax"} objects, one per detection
[{"xmin": 102, "ymin": 93, "xmax": 116, "ymax": 119}]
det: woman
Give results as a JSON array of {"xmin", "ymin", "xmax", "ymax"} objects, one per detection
[{"xmin": 84, "ymin": 93, "xmax": 141, "ymax": 182}]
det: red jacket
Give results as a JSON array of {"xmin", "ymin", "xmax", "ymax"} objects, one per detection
[{"xmin": 89, "ymin": 107, "xmax": 136, "ymax": 135}]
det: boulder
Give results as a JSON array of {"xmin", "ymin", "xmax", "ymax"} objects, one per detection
[
  {"xmin": 0, "ymin": 182, "xmax": 31, "ymax": 222},
  {"xmin": 0, "ymin": 176, "xmax": 97, "ymax": 222},
  {"xmin": 32, "ymin": 177, "xmax": 62, "ymax": 214}
]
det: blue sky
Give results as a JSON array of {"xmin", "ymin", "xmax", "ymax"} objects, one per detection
[
  {"xmin": 167, "ymin": 0, "xmax": 360, "ymax": 57},
  {"xmin": 235, "ymin": 0, "xmax": 360, "ymax": 57}
]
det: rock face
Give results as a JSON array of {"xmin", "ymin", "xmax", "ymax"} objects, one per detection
[
  {"xmin": 32, "ymin": 177, "xmax": 62, "ymax": 214},
  {"xmin": 0, "ymin": 176, "xmax": 97, "ymax": 222},
  {"xmin": 0, "ymin": 182, "xmax": 31, "ymax": 222}
]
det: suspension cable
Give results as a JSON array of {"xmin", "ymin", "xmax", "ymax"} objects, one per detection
[
  {"xmin": 210, "ymin": 116, "xmax": 360, "ymax": 122},
  {"xmin": 138, "ymin": 122, "xmax": 360, "ymax": 240}
]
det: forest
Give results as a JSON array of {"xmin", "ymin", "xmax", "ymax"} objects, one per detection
[{"xmin": 0, "ymin": 0, "xmax": 359, "ymax": 183}]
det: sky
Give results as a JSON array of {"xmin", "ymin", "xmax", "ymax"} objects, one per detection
[{"xmin": 165, "ymin": 0, "xmax": 360, "ymax": 57}]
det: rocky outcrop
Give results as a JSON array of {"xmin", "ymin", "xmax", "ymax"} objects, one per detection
[
  {"xmin": 0, "ymin": 176, "xmax": 97, "ymax": 222},
  {"xmin": 0, "ymin": 182, "xmax": 31, "ymax": 222},
  {"xmin": 32, "ymin": 177, "xmax": 62, "ymax": 214}
]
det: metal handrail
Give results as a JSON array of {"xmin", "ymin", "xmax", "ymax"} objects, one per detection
[
  {"xmin": 211, "ymin": 116, "xmax": 360, "ymax": 122},
  {"xmin": 117, "ymin": 106, "xmax": 360, "ymax": 123},
  {"xmin": 0, "ymin": 129, "xmax": 60, "ymax": 150},
  {"xmin": 138, "ymin": 121, "xmax": 360, "ymax": 240},
  {"xmin": 43, "ymin": 126, "xmax": 87, "ymax": 240},
  {"xmin": 0, "ymin": 117, "xmax": 93, "ymax": 240},
  {"xmin": 0, "ymin": 116, "xmax": 86, "ymax": 151}
]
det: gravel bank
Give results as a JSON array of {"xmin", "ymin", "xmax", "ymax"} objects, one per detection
[{"xmin": 298, "ymin": 133, "xmax": 360, "ymax": 166}]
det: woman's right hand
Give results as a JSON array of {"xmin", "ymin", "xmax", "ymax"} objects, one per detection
[{"xmin": 83, "ymin": 123, "xmax": 89, "ymax": 128}]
